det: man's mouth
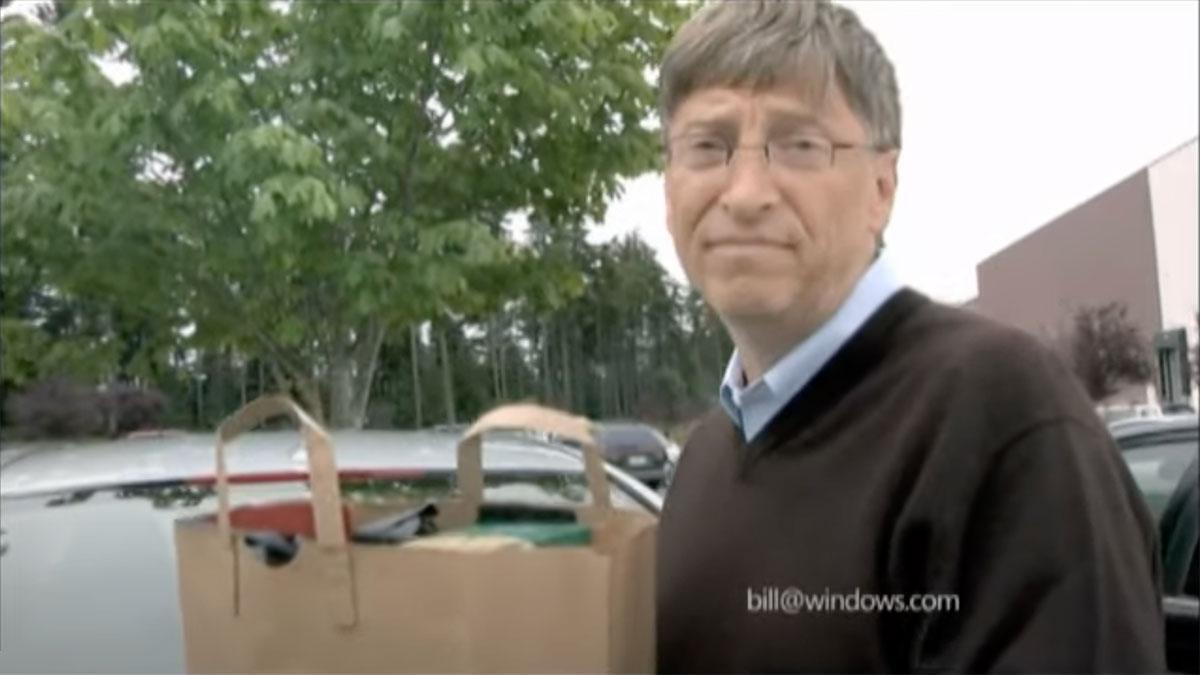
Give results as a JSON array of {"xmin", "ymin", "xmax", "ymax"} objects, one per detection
[{"xmin": 704, "ymin": 239, "xmax": 792, "ymax": 251}]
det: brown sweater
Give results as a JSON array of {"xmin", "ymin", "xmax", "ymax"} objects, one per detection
[{"xmin": 657, "ymin": 289, "xmax": 1165, "ymax": 673}]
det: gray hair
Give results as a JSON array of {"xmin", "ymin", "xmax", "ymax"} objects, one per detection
[{"xmin": 658, "ymin": 0, "xmax": 902, "ymax": 151}]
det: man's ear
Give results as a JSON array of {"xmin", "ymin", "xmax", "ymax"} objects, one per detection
[{"xmin": 869, "ymin": 150, "xmax": 899, "ymax": 237}]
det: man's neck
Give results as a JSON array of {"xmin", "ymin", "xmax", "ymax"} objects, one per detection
[
  {"xmin": 724, "ymin": 268, "xmax": 865, "ymax": 384},
  {"xmin": 726, "ymin": 308, "xmax": 832, "ymax": 384}
]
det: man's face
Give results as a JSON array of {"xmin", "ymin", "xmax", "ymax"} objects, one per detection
[{"xmin": 664, "ymin": 83, "xmax": 898, "ymax": 327}]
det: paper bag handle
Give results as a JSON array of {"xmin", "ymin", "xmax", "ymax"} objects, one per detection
[
  {"xmin": 457, "ymin": 403, "xmax": 611, "ymax": 517},
  {"xmin": 215, "ymin": 395, "xmax": 349, "ymax": 549},
  {"xmin": 213, "ymin": 395, "xmax": 357, "ymax": 627}
]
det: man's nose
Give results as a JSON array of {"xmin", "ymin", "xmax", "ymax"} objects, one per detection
[{"xmin": 719, "ymin": 148, "xmax": 779, "ymax": 223}]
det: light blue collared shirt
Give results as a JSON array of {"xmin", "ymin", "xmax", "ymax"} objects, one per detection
[{"xmin": 718, "ymin": 254, "xmax": 904, "ymax": 442}]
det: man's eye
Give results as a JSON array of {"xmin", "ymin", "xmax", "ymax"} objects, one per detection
[
  {"xmin": 778, "ymin": 137, "xmax": 825, "ymax": 151},
  {"xmin": 688, "ymin": 138, "xmax": 725, "ymax": 151}
]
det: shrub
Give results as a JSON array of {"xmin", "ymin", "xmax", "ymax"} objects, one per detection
[
  {"xmin": 4, "ymin": 379, "xmax": 169, "ymax": 439},
  {"xmin": 4, "ymin": 378, "xmax": 107, "ymax": 439},
  {"xmin": 105, "ymin": 382, "xmax": 168, "ymax": 435}
]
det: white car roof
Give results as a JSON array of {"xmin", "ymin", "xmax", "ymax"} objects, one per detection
[{"xmin": 0, "ymin": 430, "xmax": 587, "ymax": 498}]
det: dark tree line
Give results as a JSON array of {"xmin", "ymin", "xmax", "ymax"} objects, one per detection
[{"xmin": 3, "ymin": 230, "xmax": 733, "ymax": 438}]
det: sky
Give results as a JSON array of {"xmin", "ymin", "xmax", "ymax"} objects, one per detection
[
  {"xmin": 592, "ymin": 0, "xmax": 1200, "ymax": 303},
  {"xmin": 5, "ymin": 1, "xmax": 1196, "ymax": 305}
]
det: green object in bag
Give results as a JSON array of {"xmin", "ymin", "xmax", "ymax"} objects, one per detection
[{"xmin": 463, "ymin": 521, "xmax": 592, "ymax": 547}]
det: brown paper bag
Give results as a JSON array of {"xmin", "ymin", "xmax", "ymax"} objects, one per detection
[{"xmin": 174, "ymin": 395, "xmax": 657, "ymax": 673}]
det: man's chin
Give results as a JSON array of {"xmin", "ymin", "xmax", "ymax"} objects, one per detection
[{"xmin": 703, "ymin": 281, "xmax": 792, "ymax": 320}]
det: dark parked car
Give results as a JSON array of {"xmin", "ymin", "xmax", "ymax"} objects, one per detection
[
  {"xmin": 593, "ymin": 422, "xmax": 679, "ymax": 490},
  {"xmin": 1112, "ymin": 414, "xmax": 1199, "ymax": 673},
  {"xmin": 0, "ymin": 430, "xmax": 661, "ymax": 673}
]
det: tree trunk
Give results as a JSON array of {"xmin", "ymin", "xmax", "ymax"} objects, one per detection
[
  {"xmin": 326, "ymin": 323, "xmax": 387, "ymax": 430},
  {"xmin": 489, "ymin": 315, "xmax": 501, "ymax": 403},
  {"xmin": 620, "ymin": 305, "xmax": 631, "ymax": 417},
  {"xmin": 296, "ymin": 377, "xmax": 326, "ymax": 426},
  {"xmin": 194, "ymin": 375, "xmax": 204, "ymax": 429},
  {"xmin": 438, "ymin": 322, "xmax": 456, "ymax": 425},
  {"xmin": 497, "ymin": 316, "xmax": 509, "ymax": 401},
  {"xmin": 560, "ymin": 317, "xmax": 573, "ymax": 411},
  {"xmin": 632, "ymin": 326, "xmax": 643, "ymax": 416},
  {"xmin": 207, "ymin": 349, "xmax": 229, "ymax": 423},
  {"xmin": 597, "ymin": 320, "xmax": 610, "ymax": 418},
  {"xmin": 269, "ymin": 359, "xmax": 326, "ymax": 425},
  {"xmin": 329, "ymin": 350, "xmax": 356, "ymax": 428},
  {"xmin": 539, "ymin": 320, "xmax": 552, "ymax": 404},
  {"xmin": 327, "ymin": 327, "xmax": 355, "ymax": 429},
  {"xmin": 349, "ymin": 323, "xmax": 386, "ymax": 428},
  {"xmin": 410, "ymin": 324, "xmax": 424, "ymax": 428},
  {"xmin": 575, "ymin": 322, "xmax": 587, "ymax": 416},
  {"xmin": 600, "ymin": 321, "xmax": 612, "ymax": 418}
]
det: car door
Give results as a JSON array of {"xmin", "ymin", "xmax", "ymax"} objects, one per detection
[
  {"xmin": 1117, "ymin": 428, "xmax": 1199, "ymax": 673},
  {"xmin": 1160, "ymin": 457, "xmax": 1198, "ymax": 674}
]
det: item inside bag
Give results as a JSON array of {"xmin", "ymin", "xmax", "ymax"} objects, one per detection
[
  {"xmin": 476, "ymin": 502, "xmax": 578, "ymax": 524},
  {"xmin": 461, "ymin": 521, "xmax": 592, "ymax": 547},
  {"xmin": 409, "ymin": 504, "xmax": 592, "ymax": 549},
  {"xmin": 244, "ymin": 531, "xmax": 300, "ymax": 567},
  {"xmin": 401, "ymin": 533, "xmax": 535, "ymax": 552},
  {"xmin": 352, "ymin": 502, "xmax": 440, "ymax": 544},
  {"xmin": 353, "ymin": 501, "xmax": 584, "ymax": 546},
  {"xmin": 240, "ymin": 499, "xmax": 592, "ymax": 566}
]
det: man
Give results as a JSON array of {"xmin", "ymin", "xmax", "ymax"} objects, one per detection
[{"xmin": 654, "ymin": 1, "xmax": 1166, "ymax": 672}]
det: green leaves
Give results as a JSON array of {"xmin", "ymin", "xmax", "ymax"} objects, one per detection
[
  {"xmin": 457, "ymin": 44, "xmax": 487, "ymax": 77},
  {"xmin": 380, "ymin": 17, "xmax": 403, "ymax": 42},
  {"xmin": 277, "ymin": 316, "xmax": 306, "ymax": 347},
  {"xmin": 2, "ymin": 0, "xmax": 686, "ymax": 425},
  {"xmin": 0, "ymin": 319, "xmax": 50, "ymax": 388},
  {"xmin": 417, "ymin": 219, "xmax": 503, "ymax": 263},
  {"xmin": 249, "ymin": 190, "xmax": 279, "ymax": 224},
  {"xmin": 237, "ymin": 124, "xmax": 324, "ymax": 172},
  {"xmin": 250, "ymin": 175, "xmax": 339, "ymax": 224},
  {"xmin": 372, "ymin": 0, "xmax": 424, "ymax": 44}
]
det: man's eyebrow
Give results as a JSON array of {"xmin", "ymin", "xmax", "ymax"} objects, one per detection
[
  {"xmin": 763, "ymin": 110, "xmax": 828, "ymax": 132},
  {"xmin": 674, "ymin": 109, "xmax": 831, "ymax": 136},
  {"xmin": 675, "ymin": 115, "xmax": 738, "ymax": 135}
]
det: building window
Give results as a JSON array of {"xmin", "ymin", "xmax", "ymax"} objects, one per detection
[{"xmin": 1154, "ymin": 328, "xmax": 1191, "ymax": 405}]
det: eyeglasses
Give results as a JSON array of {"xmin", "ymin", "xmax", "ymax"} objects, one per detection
[{"xmin": 666, "ymin": 133, "xmax": 882, "ymax": 173}]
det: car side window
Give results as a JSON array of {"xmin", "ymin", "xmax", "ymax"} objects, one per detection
[{"xmin": 1119, "ymin": 440, "xmax": 1197, "ymax": 519}]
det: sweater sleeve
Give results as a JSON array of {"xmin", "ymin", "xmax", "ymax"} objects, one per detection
[{"xmin": 915, "ymin": 418, "xmax": 1166, "ymax": 673}]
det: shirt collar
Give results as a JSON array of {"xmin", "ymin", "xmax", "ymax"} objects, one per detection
[{"xmin": 718, "ymin": 253, "xmax": 903, "ymax": 437}]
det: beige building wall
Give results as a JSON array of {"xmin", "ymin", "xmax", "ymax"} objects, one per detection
[
  {"xmin": 975, "ymin": 169, "xmax": 1162, "ymax": 349},
  {"xmin": 1147, "ymin": 138, "xmax": 1199, "ymax": 408},
  {"xmin": 974, "ymin": 139, "xmax": 1200, "ymax": 408}
]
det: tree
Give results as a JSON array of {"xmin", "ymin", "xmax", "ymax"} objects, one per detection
[
  {"xmin": 1, "ymin": 0, "xmax": 687, "ymax": 427},
  {"xmin": 1065, "ymin": 302, "xmax": 1154, "ymax": 402}
]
